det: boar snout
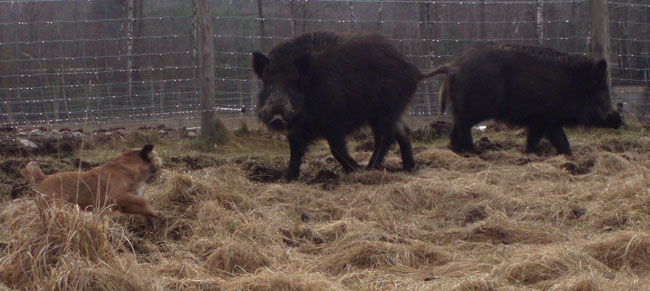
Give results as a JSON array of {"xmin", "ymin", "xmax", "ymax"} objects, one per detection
[
  {"xmin": 604, "ymin": 111, "xmax": 623, "ymax": 129},
  {"xmin": 268, "ymin": 114, "xmax": 288, "ymax": 131}
]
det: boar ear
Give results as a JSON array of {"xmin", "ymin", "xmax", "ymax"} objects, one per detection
[
  {"xmin": 293, "ymin": 53, "xmax": 311, "ymax": 76},
  {"xmin": 139, "ymin": 144, "xmax": 154, "ymax": 161},
  {"xmin": 595, "ymin": 59, "xmax": 608, "ymax": 77},
  {"xmin": 252, "ymin": 51, "xmax": 269, "ymax": 78}
]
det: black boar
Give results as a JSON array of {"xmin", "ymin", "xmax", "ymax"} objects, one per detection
[
  {"xmin": 436, "ymin": 43, "xmax": 622, "ymax": 155},
  {"xmin": 252, "ymin": 31, "xmax": 439, "ymax": 180}
]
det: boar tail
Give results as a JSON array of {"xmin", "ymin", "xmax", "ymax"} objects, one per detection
[
  {"xmin": 438, "ymin": 75, "xmax": 453, "ymax": 114},
  {"xmin": 22, "ymin": 161, "xmax": 46, "ymax": 183},
  {"xmin": 419, "ymin": 65, "xmax": 456, "ymax": 81}
]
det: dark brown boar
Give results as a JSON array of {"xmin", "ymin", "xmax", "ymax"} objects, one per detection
[
  {"xmin": 252, "ymin": 31, "xmax": 439, "ymax": 181},
  {"xmin": 436, "ymin": 43, "xmax": 623, "ymax": 155}
]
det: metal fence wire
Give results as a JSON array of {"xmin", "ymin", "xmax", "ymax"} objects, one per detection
[{"xmin": 0, "ymin": 0, "xmax": 649, "ymax": 129}]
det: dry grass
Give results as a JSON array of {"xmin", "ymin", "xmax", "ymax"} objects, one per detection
[{"xmin": 1, "ymin": 124, "xmax": 650, "ymax": 290}]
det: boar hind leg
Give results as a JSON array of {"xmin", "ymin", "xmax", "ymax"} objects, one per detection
[
  {"xmin": 368, "ymin": 123, "xmax": 397, "ymax": 170},
  {"xmin": 395, "ymin": 121, "xmax": 415, "ymax": 171},
  {"xmin": 450, "ymin": 120, "xmax": 475, "ymax": 153},
  {"xmin": 326, "ymin": 133, "xmax": 359, "ymax": 173},
  {"xmin": 547, "ymin": 126, "xmax": 572, "ymax": 156}
]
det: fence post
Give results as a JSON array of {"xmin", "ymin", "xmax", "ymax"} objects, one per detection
[
  {"xmin": 123, "ymin": 0, "xmax": 134, "ymax": 103},
  {"xmin": 590, "ymin": 0, "xmax": 611, "ymax": 86},
  {"xmin": 376, "ymin": 1, "xmax": 383, "ymax": 32},
  {"xmin": 535, "ymin": 0, "xmax": 544, "ymax": 45},
  {"xmin": 196, "ymin": 0, "xmax": 218, "ymax": 139},
  {"xmin": 348, "ymin": 1, "xmax": 356, "ymax": 32},
  {"xmin": 256, "ymin": 0, "xmax": 267, "ymax": 51}
]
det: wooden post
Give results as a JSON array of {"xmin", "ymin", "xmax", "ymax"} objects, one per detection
[
  {"xmin": 196, "ymin": 0, "xmax": 218, "ymax": 139},
  {"xmin": 418, "ymin": 2, "xmax": 430, "ymax": 115},
  {"xmin": 479, "ymin": 0, "xmax": 486, "ymax": 40},
  {"xmin": 426, "ymin": 3, "xmax": 436, "ymax": 115},
  {"xmin": 125, "ymin": 0, "xmax": 134, "ymax": 102},
  {"xmin": 535, "ymin": 0, "xmax": 544, "ymax": 45},
  {"xmin": 256, "ymin": 0, "xmax": 267, "ymax": 51},
  {"xmin": 376, "ymin": 1, "xmax": 383, "ymax": 32},
  {"xmin": 418, "ymin": 2, "xmax": 427, "ymax": 40},
  {"xmin": 289, "ymin": 0, "xmax": 296, "ymax": 37},
  {"xmin": 348, "ymin": 1, "xmax": 356, "ymax": 32},
  {"xmin": 590, "ymin": 0, "xmax": 611, "ymax": 86}
]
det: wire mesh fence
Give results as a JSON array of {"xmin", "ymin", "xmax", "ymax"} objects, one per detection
[{"xmin": 0, "ymin": 0, "xmax": 648, "ymax": 130}]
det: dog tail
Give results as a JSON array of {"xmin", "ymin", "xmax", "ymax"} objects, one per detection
[{"xmin": 22, "ymin": 161, "xmax": 46, "ymax": 183}]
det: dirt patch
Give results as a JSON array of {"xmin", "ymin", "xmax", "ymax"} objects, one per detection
[
  {"xmin": 245, "ymin": 162, "xmax": 284, "ymax": 183},
  {"xmin": 308, "ymin": 169, "xmax": 340, "ymax": 190},
  {"xmin": 568, "ymin": 204, "xmax": 587, "ymax": 220},
  {"xmin": 0, "ymin": 159, "xmax": 25, "ymax": 180},
  {"xmin": 169, "ymin": 155, "xmax": 222, "ymax": 171},
  {"xmin": 475, "ymin": 136, "xmax": 522, "ymax": 152},
  {"xmin": 0, "ymin": 159, "xmax": 30, "ymax": 199},
  {"xmin": 0, "ymin": 135, "xmax": 84, "ymax": 156},
  {"xmin": 0, "ymin": 125, "xmax": 183, "ymax": 159},
  {"xmin": 441, "ymin": 217, "xmax": 568, "ymax": 245},
  {"xmin": 560, "ymin": 161, "xmax": 593, "ymax": 175},
  {"xmin": 460, "ymin": 204, "xmax": 488, "ymax": 225},
  {"xmin": 94, "ymin": 128, "xmax": 131, "ymax": 144},
  {"xmin": 599, "ymin": 137, "xmax": 650, "ymax": 153}
]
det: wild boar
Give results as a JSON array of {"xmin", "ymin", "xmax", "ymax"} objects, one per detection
[
  {"xmin": 252, "ymin": 31, "xmax": 440, "ymax": 180},
  {"xmin": 437, "ymin": 43, "xmax": 622, "ymax": 155}
]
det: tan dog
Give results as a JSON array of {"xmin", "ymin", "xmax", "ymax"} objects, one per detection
[{"xmin": 21, "ymin": 144, "xmax": 162, "ymax": 218}]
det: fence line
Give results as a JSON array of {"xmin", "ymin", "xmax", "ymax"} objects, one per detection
[{"xmin": 0, "ymin": 0, "xmax": 648, "ymax": 132}]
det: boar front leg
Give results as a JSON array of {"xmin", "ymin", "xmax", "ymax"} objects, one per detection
[
  {"xmin": 283, "ymin": 131, "xmax": 311, "ymax": 181},
  {"xmin": 547, "ymin": 126, "xmax": 572, "ymax": 156}
]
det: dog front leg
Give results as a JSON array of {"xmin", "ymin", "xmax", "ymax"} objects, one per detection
[{"xmin": 115, "ymin": 194, "xmax": 159, "ymax": 219}]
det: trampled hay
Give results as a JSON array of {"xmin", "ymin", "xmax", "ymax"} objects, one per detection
[{"xmin": 1, "ymin": 126, "xmax": 650, "ymax": 290}]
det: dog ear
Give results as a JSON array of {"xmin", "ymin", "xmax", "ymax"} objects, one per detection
[{"xmin": 140, "ymin": 144, "xmax": 154, "ymax": 161}]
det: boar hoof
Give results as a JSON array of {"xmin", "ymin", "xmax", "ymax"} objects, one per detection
[
  {"xmin": 402, "ymin": 163, "xmax": 416, "ymax": 172},
  {"xmin": 279, "ymin": 172, "xmax": 298, "ymax": 183}
]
